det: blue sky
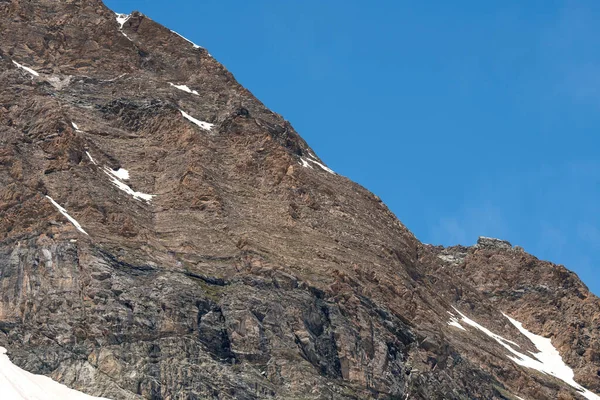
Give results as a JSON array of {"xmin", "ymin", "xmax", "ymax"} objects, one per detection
[{"xmin": 105, "ymin": 0, "xmax": 599, "ymax": 295}]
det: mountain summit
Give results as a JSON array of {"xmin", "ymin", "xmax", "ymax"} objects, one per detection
[{"xmin": 0, "ymin": 1, "xmax": 598, "ymax": 399}]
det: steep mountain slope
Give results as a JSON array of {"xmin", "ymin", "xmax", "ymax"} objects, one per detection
[{"xmin": 0, "ymin": 1, "xmax": 598, "ymax": 399}]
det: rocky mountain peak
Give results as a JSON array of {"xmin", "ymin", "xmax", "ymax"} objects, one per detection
[
  {"xmin": 476, "ymin": 236, "xmax": 513, "ymax": 249},
  {"xmin": 0, "ymin": 1, "xmax": 598, "ymax": 399}
]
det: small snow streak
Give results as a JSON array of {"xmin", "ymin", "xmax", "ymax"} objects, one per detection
[
  {"xmin": 303, "ymin": 157, "xmax": 335, "ymax": 174},
  {"xmin": 120, "ymin": 31, "xmax": 133, "ymax": 41},
  {"xmin": 299, "ymin": 152, "xmax": 336, "ymax": 174},
  {"xmin": 300, "ymin": 158, "xmax": 312, "ymax": 169},
  {"xmin": 12, "ymin": 60, "xmax": 39, "ymax": 77},
  {"xmin": 45, "ymin": 196, "xmax": 88, "ymax": 235},
  {"xmin": 180, "ymin": 110, "xmax": 214, "ymax": 131},
  {"xmin": 85, "ymin": 153, "xmax": 154, "ymax": 202},
  {"xmin": 447, "ymin": 313, "xmax": 466, "ymax": 331},
  {"xmin": 103, "ymin": 167, "xmax": 154, "ymax": 202},
  {"xmin": 170, "ymin": 30, "xmax": 201, "ymax": 49},
  {"xmin": 71, "ymin": 122, "xmax": 80, "ymax": 131},
  {"xmin": 453, "ymin": 307, "xmax": 520, "ymax": 348},
  {"xmin": 169, "ymin": 82, "xmax": 199, "ymax": 95},
  {"xmin": 86, "ymin": 151, "xmax": 97, "ymax": 165}
]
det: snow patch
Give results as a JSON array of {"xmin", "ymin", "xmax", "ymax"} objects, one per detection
[
  {"xmin": 180, "ymin": 110, "xmax": 214, "ymax": 131},
  {"xmin": 120, "ymin": 31, "xmax": 133, "ymax": 41},
  {"xmin": 0, "ymin": 347, "xmax": 109, "ymax": 400},
  {"xmin": 453, "ymin": 307, "xmax": 525, "ymax": 350},
  {"xmin": 84, "ymin": 153, "xmax": 154, "ymax": 202},
  {"xmin": 115, "ymin": 13, "xmax": 130, "ymax": 29},
  {"xmin": 300, "ymin": 158, "xmax": 312, "ymax": 169},
  {"xmin": 451, "ymin": 308, "xmax": 600, "ymax": 400},
  {"xmin": 302, "ymin": 157, "xmax": 335, "ymax": 174},
  {"xmin": 103, "ymin": 167, "xmax": 154, "ymax": 202},
  {"xmin": 106, "ymin": 168, "xmax": 130, "ymax": 181},
  {"xmin": 306, "ymin": 151, "xmax": 319, "ymax": 160},
  {"xmin": 115, "ymin": 13, "xmax": 133, "ymax": 41},
  {"xmin": 170, "ymin": 30, "xmax": 201, "ymax": 48},
  {"xmin": 302, "ymin": 152, "xmax": 336, "ymax": 174},
  {"xmin": 71, "ymin": 122, "xmax": 80, "ymax": 131},
  {"xmin": 45, "ymin": 196, "xmax": 88, "ymax": 235},
  {"xmin": 85, "ymin": 151, "xmax": 97, "ymax": 165},
  {"xmin": 447, "ymin": 312, "xmax": 466, "ymax": 331},
  {"xmin": 12, "ymin": 60, "xmax": 39, "ymax": 77},
  {"xmin": 504, "ymin": 314, "xmax": 600, "ymax": 400},
  {"xmin": 169, "ymin": 82, "xmax": 199, "ymax": 95}
]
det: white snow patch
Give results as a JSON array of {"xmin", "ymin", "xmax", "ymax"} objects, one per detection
[
  {"xmin": 452, "ymin": 308, "xmax": 600, "ymax": 400},
  {"xmin": 103, "ymin": 168, "xmax": 154, "ymax": 202},
  {"xmin": 169, "ymin": 82, "xmax": 199, "ymax": 95},
  {"xmin": 120, "ymin": 31, "xmax": 133, "ymax": 41},
  {"xmin": 115, "ymin": 13, "xmax": 133, "ymax": 41},
  {"xmin": 0, "ymin": 347, "xmax": 110, "ymax": 400},
  {"xmin": 12, "ymin": 60, "xmax": 39, "ymax": 77},
  {"xmin": 85, "ymin": 154, "xmax": 154, "ymax": 202},
  {"xmin": 504, "ymin": 314, "xmax": 600, "ymax": 400},
  {"xmin": 302, "ymin": 151, "xmax": 335, "ymax": 174},
  {"xmin": 302, "ymin": 157, "xmax": 335, "ymax": 174},
  {"xmin": 45, "ymin": 196, "xmax": 88, "ymax": 235},
  {"xmin": 300, "ymin": 158, "xmax": 312, "ymax": 169},
  {"xmin": 180, "ymin": 110, "xmax": 214, "ymax": 131},
  {"xmin": 453, "ymin": 307, "xmax": 520, "ymax": 347},
  {"xmin": 115, "ymin": 13, "xmax": 130, "ymax": 29},
  {"xmin": 85, "ymin": 151, "xmax": 97, "ymax": 165},
  {"xmin": 170, "ymin": 30, "xmax": 201, "ymax": 49},
  {"xmin": 71, "ymin": 122, "xmax": 80, "ymax": 131},
  {"xmin": 106, "ymin": 168, "xmax": 129, "ymax": 181},
  {"xmin": 84, "ymin": 150, "xmax": 154, "ymax": 202},
  {"xmin": 447, "ymin": 312, "xmax": 466, "ymax": 331}
]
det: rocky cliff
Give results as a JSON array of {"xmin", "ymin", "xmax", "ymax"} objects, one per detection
[{"xmin": 0, "ymin": 1, "xmax": 598, "ymax": 399}]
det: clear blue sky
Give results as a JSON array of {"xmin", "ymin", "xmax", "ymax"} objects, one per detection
[{"xmin": 105, "ymin": 0, "xmax": 599, "ymax": 295}]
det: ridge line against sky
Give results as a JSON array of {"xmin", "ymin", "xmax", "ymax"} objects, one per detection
[{"xmin": 104, "ymin": 0, "xmax": 599, "ymax": 295}]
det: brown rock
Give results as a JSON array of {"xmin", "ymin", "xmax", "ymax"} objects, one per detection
[{"xmin": 0, "ymin": 1, "xmax": 598, "ymax": 400}]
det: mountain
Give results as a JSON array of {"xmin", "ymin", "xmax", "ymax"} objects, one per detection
[{"xmin": 0, "ymin": 1, "xmax": 598, "ymax": 399}]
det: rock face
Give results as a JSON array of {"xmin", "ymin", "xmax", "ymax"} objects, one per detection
[{"xmin": 0, "ymin": 1, "xmax": 598, "ymax": 399}]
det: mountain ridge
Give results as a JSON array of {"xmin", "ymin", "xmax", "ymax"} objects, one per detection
[{"xmin": 0, "ymin": 1, "xmax": 598, "ymax": 399}]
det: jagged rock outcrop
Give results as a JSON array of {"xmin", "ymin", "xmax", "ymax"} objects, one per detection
[{"xmin": 0, "ymin": 1, "xmax": 598, "ymax": 399}]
